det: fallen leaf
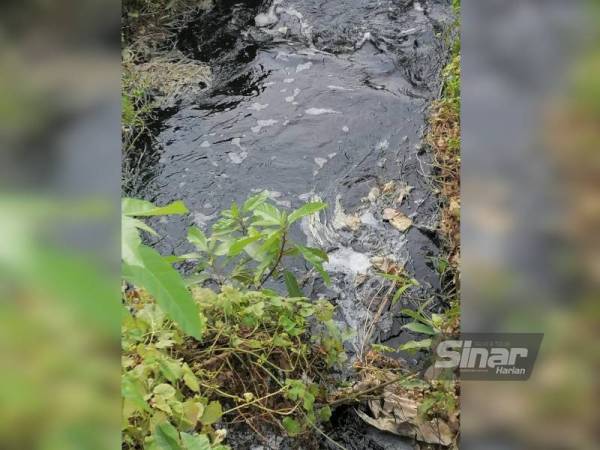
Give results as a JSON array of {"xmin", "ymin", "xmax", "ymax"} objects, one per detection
[
  {"xmin": 370, "ymin": 255, "xmax": 403, "ymax": 274},
  {"xmin": 367, "ymin": 187, "xmax": 381, "ymax": 203},
  {"xmin": 396, "ymin": 183, "xmax": 414, "ymax": 205},
  {"xmin": 383, "ymin": 208, "xmax": 412, "ymax": 232},
  {"xmin": 344, "ymin": 215, "xmax": 362, "ymax": 231},
  {"xmin": 382, "ymin": 181, "xmax": 395, "ymax": 193}
]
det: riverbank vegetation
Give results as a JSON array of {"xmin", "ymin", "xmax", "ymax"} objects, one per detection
[{"xmin": 122, "ymin": 195, "xmax": 459, "ymax": 448}]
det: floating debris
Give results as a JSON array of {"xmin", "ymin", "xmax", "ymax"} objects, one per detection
[{"xmin": 383, "ymin": 208, "xmax": 413, "ymax": 232}]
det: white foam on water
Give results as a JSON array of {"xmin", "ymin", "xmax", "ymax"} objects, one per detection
[
  {"xmin": 251, "ymin": 119, "xmax": 279, "ymax": 133},
  {"xmin": 283, "ymin": 78, "xmax": 295, "ymax": 83},
  {"xmin": 200, "ymin": 141, "xmax": 211, "ymax": 148},
  {"xmin": 314, "ymin": 157, "xmax": 328, "ymax": 168},
  {"xmin": 328, "ymin": 85, "xmax": 354, "ymax": 91},
  {"xmin": 248, "ymin": 103, "xmax": 269, "ymax": 111},
  {"xmin": 228, "ymin": 152, "xmax": 248, "ymax": 164},
  {"xmin": 376, "ymin": 139, "xmax": 389, "ymax": 150},
  {"xmin": 342, "ymin": 126, "xmax": 349, "ymax": 132},
  {"xmin": 285, "ymin": 88, "xmax": 301, "ymax": 103},
  {"xmin": 325, "ymin": 247, "xmax": 371, "ymax": 275},
  {"xmin": 305, "ymin": 108, "xmax": 339, "ymax": 115},
  {"xmin": 296, "ymin": 62, "xmax": 312, "ymax": 73}
]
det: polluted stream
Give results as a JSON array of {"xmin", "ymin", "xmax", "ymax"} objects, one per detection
[{"xmin": 127, "ymin": 0, "xmax": 454, "ymax": 448}]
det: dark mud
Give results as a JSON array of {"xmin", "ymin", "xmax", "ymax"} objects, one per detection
[{"xmin": 125, "ymin": 0, "xmax": 454, "ymax": 447}]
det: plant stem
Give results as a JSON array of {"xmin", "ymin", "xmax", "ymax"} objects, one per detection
[{"xmin": 258, "ymin": 233, "xmax": 287, "ymax": 288}]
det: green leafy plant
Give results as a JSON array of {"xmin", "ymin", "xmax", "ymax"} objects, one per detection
[
  {"xmin": 183, "ymin": 192, "xmax": 329, "ymax": 292},
  {"xmin": 122, "ymin": 198, "xmax": 206, "ymax": 339},
  {"xmin": 122, "ymin": 196, "xmax": 346, "ymax": 449}
]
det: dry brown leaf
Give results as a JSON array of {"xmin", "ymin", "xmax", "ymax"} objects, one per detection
[
  {"xmin": 383, "ymin": 208, "xmax": 412, "ymax": 232},
  {"xmin": 396, "ymin": 183, "xmax": 414, "ymax": 205},
  {"xmin": 357, "ymin": 392, "xmax": 454, "ymax": 446}
]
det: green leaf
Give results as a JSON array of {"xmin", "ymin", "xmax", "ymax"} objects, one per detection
[
  {"xmin": 288, "ymin": 201, "xmax": 326, "ymax": 224},
  {"xmin": 284, "ymin": 271, "xmax": 303, "ymax": 297},
  {"xmin": 200, "ymin": 401, "xmax": 222, "ymax": 425},
  {"xmin": 243, "ymin": 191, "xmax": 269, "ymax": 212},
  {"xmin": 153, "ymin": 383, "xmax": 176, "ymax": 399},
  {"xmin": 392, "ymin": 279, "xmax": 419, "ymax": 304},
  {"xmin": 253, "ymin": 203, "xmax": 282, "ymax": 226},
  {"xmin": 398, "ymin": 339, "xmax": 432, "ymax": 352},
  {"xmin": 401, "ymin": 321, "xmax": 436, "ymax": 335},
  {"xmin": 319, "ymin": 405, "xmax": 332, "ymax": 422},
  {"xmin": 296, "ymin": 245, "xmax": 331, "ymax": 285},
  {"xmin": 122, "ymin": 374, "xmax": 151, "ymax": 412},
  {"xmin": 282, "ymin": 417, "xmax": 301, "ymax": 436},
  {"xmin": 180, "ymin": 433, "xmax": 211, "ymax": 450},
  {"xmin": 154, "ymin": 422, "xmax": 183, "ymax": 450},
  {"xmin": 229, "ymin": 235, "xmax": 261, "ymax": 256},
  {"xmin": 371, "ymin": 343, "xmax": 396, "ymax": 353},
  {"xmin": 182, "ymin": 364, "xmax": 200, "ymax": 392},
  {"xmin": 122, "ymin": 198, "xmax": 188, "ymax": 217},
  {"xmin": 187, "ymin": 227, "xmax": 209, "ymax": 252},
  {"xmin": 122, "ymin": 245, "xmax": 205, "ymax": 340},
  {"xmin": 122, "ymin": 215, "xmax": 143, "ymax": 265}
]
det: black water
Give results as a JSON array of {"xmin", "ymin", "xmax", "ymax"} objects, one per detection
[{"xmin": 127, "ymin": 0, "xmax": 454, "ymax": 447}]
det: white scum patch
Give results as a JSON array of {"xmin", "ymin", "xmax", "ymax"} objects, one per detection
[
  {"xmin": 200, "ymin": 141, "xmax": 211, "ymax": 148},
  {"xmin": 193, "ymin": 211, "xmax": 217, "ymax": 227},
  {"xmin": 328, "ymin": 152, "xmax": 337, "ymax": 159},
  {"xmin": 283, "ymin": 78, "xmax": 295, "ymax": 83},
  {"xmin": 305, "ymin": 108, "xmax": 340, "ymax": 115},
  {"xmin": 296, "ymin": 62, "xmax": 312, "ymax": 73},
  {"xmin": 251, "ymin": 119, "xmax": 279, "ymax": 133},
  {"xmin": 248, "ymin": 102, "xmax": 269, "ymax": 111},
  {"xmin": 285, "ymin": 88, "xmax": 301, "ymax": 103},
  {"xmin": 328, "ymin": 85, "xmax": 354, "ymax": 91},
  {"xmin": 232, "ymin": 137, "xmax": 245, "ymax": 150},
  {"xmin": 228, "ymin": 152, "xmax": 248, "ymax": 164},
  {"xmin": 376, "ymin": 139, "xmax": 389, "ymax": 150},
  {"xmin": 325, "ymin": 247, "xmax": 371, "ymax": 275},
  {"xmin": 342, "ymin": 126, "xmax": 349, "ymax": 132},
  {"xmin": 314, "ymin": 157, "xmax": 328, "ymax": 168}
]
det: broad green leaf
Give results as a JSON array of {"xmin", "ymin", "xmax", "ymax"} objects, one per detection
[
  {"xmin": 398, "ymin": 339, "xmax": 432, "ymax": 352},
  {"xmin": 282, "ymin": 417, "xmax": 301, "ymax": 436},
  {"xmin": 122, "ymin": 374, "xmax": 151, "ymax": 412},
  {"xmin": 182, "ymin": 364, "xmax": 200, "ymax": 392},
  {"xmin": 122, "ymin": 245, "xmax": 205, "ymax": 340},
  {"xmin": 153, "ymin": 383, "xmax": 176, "ymax": 399},
  {"xmin": 154, "ymin": 422, "xmax": 183, "ymax": 450},
  {"xmin": 253, "ymin": 203, "xmax": 282, "ymax": 226},
  {"xmin": 128, "ymin": 216, "xmax": 159, "ymax": 236},
  {"xmin": 229, "ymin": 235, "xmax": 261, "ymax": 256},
  {"xmin": 187, "ymin": 227, "xmax": 208, "ymax": 252},
  {"xmin": 371, "ymin": 343, "xmax": 396, "ymax": 353},
  {"xmin": 180, "ymin": 433, "xmax": 211, "ymax": 450},
  {"xmin": 200, "ymin": 401, "xmax": 222, "ymax": 425},
  {"xmin": 284, "ymin": 271, "xmax": 303, "ymax": 297},
  {"xmin": 122, "ymin": 198, "xmax": 188, "ymax": 217},
  {"xmin": 401, "ymin": 321, "xmax": 436, "ymax": 335},
  {"xmin": 296, "ymin": 245, "xmax": 331, "ymax": 285},
  {"xmin": 243, "ymin": 191, "xmax": 269, "ymax": 212},
  {"xmin": 122, "ymin": 215, "xmax": 143, "ymax": 265},
  {"xmin": 163, "ymin": 253, "xmax": 201, "ymax": 264},
  {"xmin": 288, "ymin": 201, "xmax": 326, "ymax": 224}
]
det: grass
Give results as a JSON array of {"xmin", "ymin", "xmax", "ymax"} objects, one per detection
[{"xmin": 427, "ymin": 13, "xmax": 461, "ymax": 269}]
